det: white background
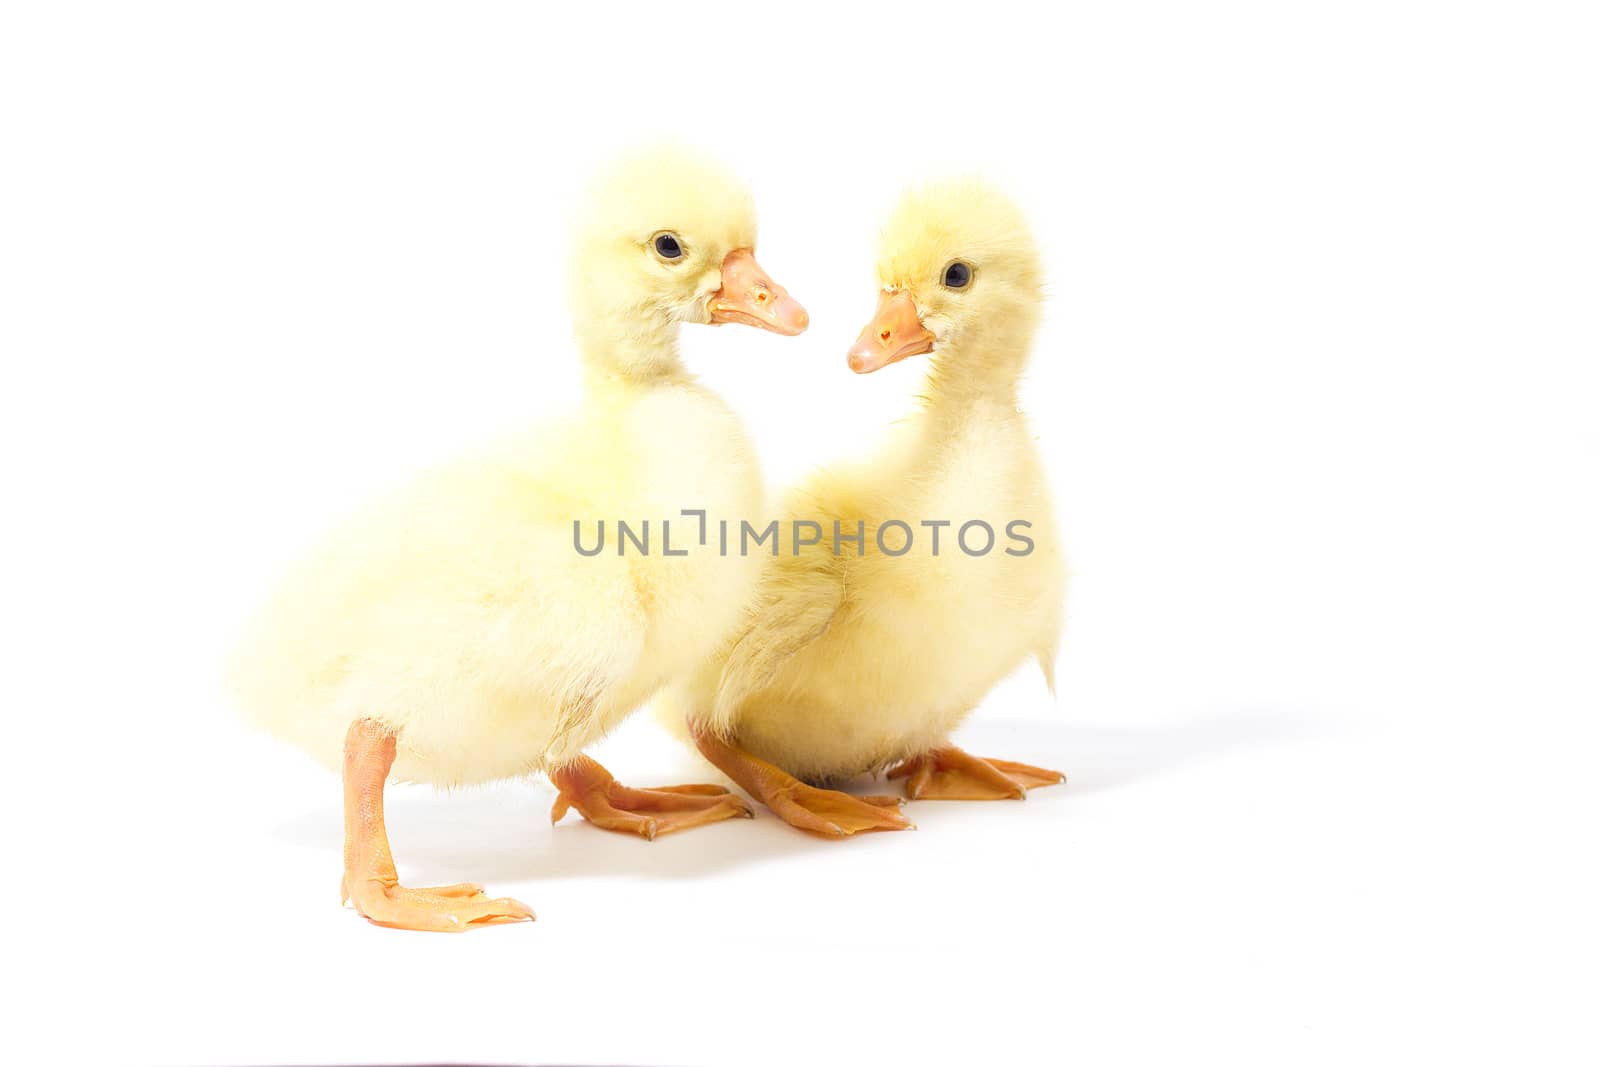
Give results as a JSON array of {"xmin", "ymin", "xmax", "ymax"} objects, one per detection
[{"xmin": 4, "ymin": 2, "xmax": 1597, "ymax": 1065}]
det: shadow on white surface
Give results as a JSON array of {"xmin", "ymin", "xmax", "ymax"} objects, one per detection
[
  {"xmin": 1060, "ymin": 707, "xmax": 1322, "ymax": 795},
  {"xmin": 266, "ymin": 708, "xmax": 1319, "ymax": 886}
]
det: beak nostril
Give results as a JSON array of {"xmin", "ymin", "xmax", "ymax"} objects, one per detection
[{"xmin": 880, "ymin": 329, "xmax": 891, "ymax": 344}]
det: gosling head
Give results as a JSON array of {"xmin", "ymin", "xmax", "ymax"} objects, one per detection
[
  {"xmin": 846, "ymin": 179, "xmax": 1042, "ymax": 385},
  {"xmin": 570, "ymin": 145, "xmax": 808, "ymax": 367}
]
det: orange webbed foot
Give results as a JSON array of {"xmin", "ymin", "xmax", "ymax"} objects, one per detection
[
  {"xmin": 550, "ymin": 755, "xmax": 753, "ymax": 840},
  {"xmin": 889, "ymin": 746, "xmax": 1066, "ymax": 801},
  {"xmin": 690, "ymin": 726, "xmax": 915, "ymax": 838},
  {"xmin": 343, "ymin": 875, "xmax": 535, "ymax": 932},
  {"xmin": 341, "ymin": 718, "xmax": 533, "ymax": 933},
  {"xmin": 765, "ymin": 780, "xmax": 916, "ymax": 837}
]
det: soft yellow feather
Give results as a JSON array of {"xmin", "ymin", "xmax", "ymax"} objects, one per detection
[
  {"xmin": 659, "ymin": 179, "xmax": 1066, "ymax": 784},
  {"xmin": 229, "ymin": 146, "xmax": 769, "ymax": 786}
]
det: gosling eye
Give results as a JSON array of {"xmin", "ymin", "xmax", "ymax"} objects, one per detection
[
  {"xmin": 941, "ymin": 260, "xmax": 974, "ymax": 290},
  {"xmin": 652, "ymin": 232, "xmax": 685, "ymax": 262}
]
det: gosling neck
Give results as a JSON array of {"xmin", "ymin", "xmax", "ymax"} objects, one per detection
[
  {"xmin": 917, "ymin": 321, "xmax": 1032, "ymax": 436},
  {"xmin": 574, "ymin": 308, "xmax": 692, "ymax": 391}
]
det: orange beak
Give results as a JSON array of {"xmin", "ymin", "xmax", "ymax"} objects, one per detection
[
  {"xmin": 846, "ymin": 290, "xmax": 935, "ymax": 373},
  {"xmin": 707, "ymin": 248, "xmax": 809, "ymax": 335}
]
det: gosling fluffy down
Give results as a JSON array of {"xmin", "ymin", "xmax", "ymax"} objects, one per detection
[
  {"xmin": 660, "ymin": 179, "xmax": 1065, "ymax": 784},
  {"xmin": 230, "ymin": 147, "xmax": 775, "ymax": 787}
]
